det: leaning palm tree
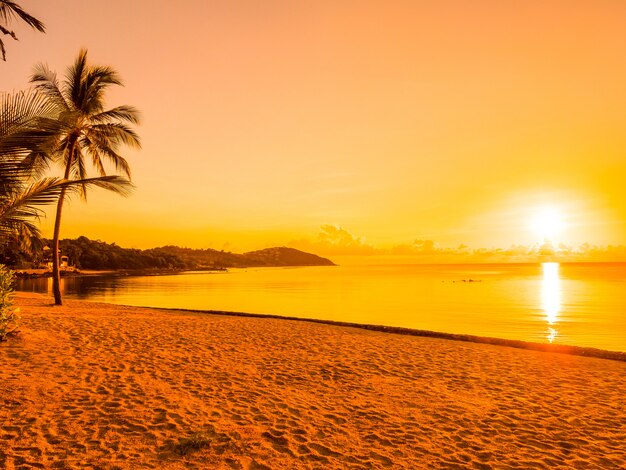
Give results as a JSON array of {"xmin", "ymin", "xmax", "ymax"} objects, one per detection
[
  {"xmin": 0, "ymin": 90, "xmax": 132, "ymax": 252},
  {"xmin": 0, "ymin": 0, "xmax": 45, "ymax": 61},
  {"xmin": 30, "ymin": 49, "xmax": 141, "ymax": 305}
]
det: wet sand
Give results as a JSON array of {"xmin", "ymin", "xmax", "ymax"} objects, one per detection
[{"xmin": 2, "ymin": 292, "xmax": 625, "ymax": 469}]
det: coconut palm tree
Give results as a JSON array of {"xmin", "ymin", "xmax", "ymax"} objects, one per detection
[
  {"xmin": 30, "ymin": 49, "xmax": 141, "ymax": 305},
  {"xmin": 0, "ymin": 0, "xmax": 45, "ymax": 61},
  {"xmin": 0, "ymin": 90, "xmax": 132, "ymax": 252}
]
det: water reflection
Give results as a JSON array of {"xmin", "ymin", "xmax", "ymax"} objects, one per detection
[
  {"xmin": 541, "ymin": 262, "xmax": 561, "ymax": 343},
  {"xmin": 16, "ymin": 276, "xmax": 51, "ymax": 293},
  {"xmin": 15, "ymin": 275, "xmax": 126, "ymax": 298},
  {"xmin": 14, "ymin": 263, "xmax": 626, "ymax": 351}
]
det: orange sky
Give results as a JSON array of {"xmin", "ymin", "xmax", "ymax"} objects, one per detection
[{"xmin": 3, "ymin": 1, "xmax": 626, "ymax": 254}]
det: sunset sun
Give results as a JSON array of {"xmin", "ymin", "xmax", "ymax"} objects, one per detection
[{"xmin": 530, "ymin": 206, "xmax": 566, "ymax": 241}]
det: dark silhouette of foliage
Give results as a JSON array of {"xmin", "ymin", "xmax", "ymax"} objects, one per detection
[
  {"xmin": 0, "ymin": 0, "xmax": 45, "ymax": 61},
  {"xmin": 5, "ymin": 236, "xmax": 335, "ymax": 271},
  {"xmin": 0, "ymin": 264, "xmax": 19, "ymax": 340}
]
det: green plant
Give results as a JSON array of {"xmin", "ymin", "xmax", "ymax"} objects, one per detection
[{"xmin": 0, "ymin": 264, "xmax": 19, "ymax": 340}]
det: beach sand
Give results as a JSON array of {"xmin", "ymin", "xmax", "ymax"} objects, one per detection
[{"xmin": 2, "ymin": 293, "xmax": 625, "ymax": 469}]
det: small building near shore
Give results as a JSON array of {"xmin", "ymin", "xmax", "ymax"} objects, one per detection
[{"xmin": 44, "ymin": 250, "xmax": 71, "ymax": 270}]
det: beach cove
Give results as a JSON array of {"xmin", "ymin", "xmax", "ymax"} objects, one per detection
[{"xmin": 1, "ymin": 293, "xmax": 625, "ymax": 469}]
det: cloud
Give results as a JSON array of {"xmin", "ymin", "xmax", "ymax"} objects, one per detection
[
  {"xmin": 289, "ymin": 225, "xmax": 376, "ymax": 255},
  {"xmin": 390, "ymin": 239, "xmax": 443, "ymax": 255},
  {"xmin": 289, "ymin": 226, "xmax": 626, "ymax": 262}
]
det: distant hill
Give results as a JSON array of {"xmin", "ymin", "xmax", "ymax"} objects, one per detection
[
  {"xmin": 243, "ymin": 247, "xmax": 336, "ymax": 267},
  {"xmin": 3, "ymin": 236, "xmax": 335, "ymax": 271},
  {"xmin": 143, "ymin": 244, "xmax": 335, "ymax": 269}
]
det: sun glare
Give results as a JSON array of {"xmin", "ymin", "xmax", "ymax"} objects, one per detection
[
  {"xmin": 530, "ymin": 206, "xmax": 566, "ymax": 241},
  {"xmin": 541, "ymin": 262, "xmax": 561, "ymax": 343}
]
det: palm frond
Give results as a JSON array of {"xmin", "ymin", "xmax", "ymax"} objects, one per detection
[
  {"xmin": 0, "ymin": 0, "xmax": 45, "ymax": 61},
  {"xmin": 0, "ymin": 222, "xmax": 41, "ymax": 253},
  {"xmin": 90, "ymin": 105, "xmax": 141, "ymax": 125},
  {"xmin": 88, "ymin": 123, "xmax": 141, "ymax": 149},
  {"xmin": 79, "ymin": 135, "xmax": 107, "ymax": 177},
  {"xmin": 0, "ymin": 1, "xmax": 45, "ymax": 32},
  {"xmin": 69, "ymin": 147, "xmax": 88, "ymax": 199},
  {"xmin": 0, "ymin": 217, "xmax": 41, "ymax": 243},
  {"xmin": 0, "ymin": 32, "xmax": 7, "ymax": 61},
  {"xmin": 75, "ymin": 175, "xmax": 134, "ymax": 197},
  {"xmin": 30, "ymin": 64, "xmax": 71, "ymax": 112},
  {"xmin": 82, "ymin": 130, "xmax": 134, "ymax": 178},
  {"xmin": 17, "ymin": 151, "xmax": 51, "ymax": 180},
  {"xmin": 0, "ymin": 175, "xmax": 133, "ymax": 241},
  {"xmin": 80, "ymin": 67, "xmax": 124, "ymax": 116},
  {"xmin": 0, "ymin": 90, "xmax": 61, "ymax": 178},
  {"xmin": 0, "ymin": 23, "xmax": 16, "ymax": 39},
  {"xmin": 0, "ymin": 90, "xmax": 60, "ymax": 147},
  {"xmin": 65, "ymin": 49, "xmax": 90, "ymax": 110}
]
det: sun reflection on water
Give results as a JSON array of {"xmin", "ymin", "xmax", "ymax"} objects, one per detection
[{"xmin": 541, "ymin": 262, "xmax": 561, "ymax": 343}]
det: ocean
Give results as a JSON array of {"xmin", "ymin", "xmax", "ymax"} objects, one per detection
[{"xmin": 16, "ymin": 262, "xmax": 626, "ymax": 352}]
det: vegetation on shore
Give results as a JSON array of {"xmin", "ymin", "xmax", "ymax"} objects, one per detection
[
  {"xmin": 0, "ymin": 264, "xmax": 19, "ymax": 340},
  {"xmin": 2, "ymin": 235, "xmax": 335, "ymax": 272}
]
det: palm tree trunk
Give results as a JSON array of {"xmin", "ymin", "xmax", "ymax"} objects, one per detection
[
  {"xmin": 51, "ymin": 186, "xmax": 67, "ymax": 305},
  {"xmin": 51, "ymin": 139, "xmax": 75, "ymax": 305}
]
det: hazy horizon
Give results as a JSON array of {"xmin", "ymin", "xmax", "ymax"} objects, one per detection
[{"xmin": 39, "ymin": 230, "xmax": 626, "ymax": 265}]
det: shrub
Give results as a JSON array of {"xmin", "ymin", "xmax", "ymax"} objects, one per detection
[{"xmin": 0, "ymin": 265, "xmax": 20, "ymax": 341}]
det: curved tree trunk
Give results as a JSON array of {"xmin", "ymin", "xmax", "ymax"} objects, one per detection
[
  {"xmin": 51, "ymin": 139, "xmax": 75, "ymax": 306},
  {"xmin": 51, "ymin": 187, "xmax": 66, "ymax": 305}
]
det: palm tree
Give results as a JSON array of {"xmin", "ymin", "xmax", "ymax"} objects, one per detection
[
  {"xmin": 30, "ymin": 49, "xmax": 141, "ymax": 305},
  {"xmin": 0, "ymin": 0, "xmax": 45, "ymax": 61},
  {"xmin": 0, "ymin": 90, "xmax": 132, "ymax": 252}
]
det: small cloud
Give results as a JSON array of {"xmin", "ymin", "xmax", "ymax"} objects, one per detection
[
  {"xmin": 289, "ymin": 225, "xmax": 376, "ymax": 255},
  {"xmin": 390, "ymin": 239, "xmax": 440, "ymax": 255},
  {"xmin": 538, "ymin": 240, "xmax": 555, "ymax": 256},
  {"xmin": 412, "ymin": 239, "xmax": 438, "ymax": 254}
]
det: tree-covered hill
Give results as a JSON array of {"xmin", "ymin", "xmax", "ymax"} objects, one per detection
[
  {"xmin": 243, "ymin": 247, "xmax": 335, "ymax": 267},
  {"xmin": 2, "ymin": 236, "xmax": 335, "ymax": 271}
]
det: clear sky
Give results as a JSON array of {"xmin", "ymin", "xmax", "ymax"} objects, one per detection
[{"xmin": 3, "ymin": 0, "xmax": 626, "ymax": 254}]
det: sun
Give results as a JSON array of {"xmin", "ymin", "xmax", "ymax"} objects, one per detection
[{"xmin": 530, "ymin": 206, "xmax": 566, "ymax": 241}]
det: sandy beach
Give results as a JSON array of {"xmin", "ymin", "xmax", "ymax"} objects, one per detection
[{"xmin": 1, "ymin": 293, "xmax": 625, "ymax": 469}]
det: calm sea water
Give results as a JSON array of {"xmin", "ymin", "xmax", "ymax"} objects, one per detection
[{"xmin": 16, "ymin": 262, "xmax": 626, "ymax": 352}]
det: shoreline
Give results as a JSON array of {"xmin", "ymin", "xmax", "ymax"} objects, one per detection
[
  {"xmin": 130, "ymin": 304, "xmax": 626, "ymax": 363},
  {"xmin": 14, "ymin": 267, "xmax": 226, "ymax": 279},
  {"xmin": 11, "ymin": 288, "xmax": 626, "ymax": 362},
  {"xmin": 4, "ymin": 292, "xmax": 626, "ymax": 468}
]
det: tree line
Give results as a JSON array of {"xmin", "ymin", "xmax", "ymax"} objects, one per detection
[
  {"xmin": 1, "ymin": 235, "xmax": 334, "ymax": 272},
  {"xmin": 2, "ymin": 236, "xmax": 187, "ymax": 271}
]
